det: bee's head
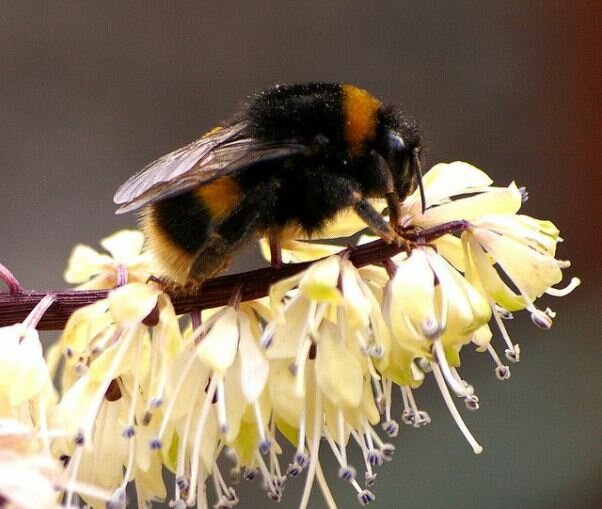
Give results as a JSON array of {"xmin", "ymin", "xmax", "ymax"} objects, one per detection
[{"xmin": 376, "ymin": 105, "xmax": 426, "ymax": 212}]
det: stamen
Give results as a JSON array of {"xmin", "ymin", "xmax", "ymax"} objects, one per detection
[
  {"xmin": 491, "ymin": 304, "xmax": 519, "ymax": 359},
  {"xmin": 124, "ymin": 339, "xmax": 142, "ymax": 437},
  {"xmin": 316, "ymin": 460, "xmax": 338, "ymax": 509},
  {"xmin": 400, "ymin": 386, "xmax": 416, "ymax": 425},
  {"xmin": 186, "ymin": 377, "xmax": 218, "ymax": 506},
  {"xmin": 372, "ymin": 377, "xmax": 385, "ymax": 414},
  {"xmin": 118, "ymin": 438, "xmax": 136, "ymax": 495},
  {"xmin": 64, "ymin": 444, "xmax": 84, "ymax": 509},
  {"xmin": 295, "ymin": 405, "xmax": 308, "ymax": 464},
  {"xmin": 268, "ymin": 421, "xmax": 283, "ymax": 480},
  {"xmin": 337, "ymin": 410, "xmax": 349, "ymax": 468},
  {"xmin": 486, "ymin": 344, "xmax": 511, "ymax": 380},
  {"xmin": 259, "ymin": 321, "xmax": 275, "ymax": 349},
  {"xmin": 356, "ymin": 485, "xmax": 376, "ymax": 506},
  {"xmin": 402, "ymin": 386, "xmax": 431, "ymax": 427},
  {"xmin": 530, "ymin": 307, "xmax": 555, "ymax": 329},
  {"xmin": 22, "ymin": 293, "xmax": 57, "ymax": 330},
  {"xmin": 212, "ymin": 462, "xmax": 239, "ymax": 508},
  {"xmin": 157, "ymin": 345, "xmax": 201, "ymax": 440},
  {"xmin": 449, "ymin": 367, "xmax": 475, "ymax": 397},
  {"xmin": 350, "ymin": 429, "xmax": 375, "ymax": 480},
  {"xmin": 255, "ymin": 450, "xmax": 281, "ymax": 501},
  {"xmin": 216, "ymin": 377, "xmax": 228, "ymax": 434},
  {"xmin": 505, "ymin": 344, "xmax": 521, "ymax": 364},
  {"xmin": 465, "ymin": 394, "xmax": 480, "ymax": 411},
  {"xmin": 107, "ymin": 488, "xmax": 127, "ymax": 509},
  {"xmin": 253, "ymin": 401, "xmax": 271, "ymax": 454},
  {"xmin": 381, "ymin": 379, "xmax": 399, "ymax": 437},
  {"xmin": 293, "ymin": 338, "xmax": 312, "ymax": 397},
  {"xmin": 431, "ymin": 362, "xmax": 483, "ymax": 454},
  {"xmin": 433, "ymin": 341, "xmax": 473, "ymax": 397},
  {"xmin": 79, "ymin": 328, "xmax": 135, "ymax": 444},
  {"xmin": 243, "ymin": 467, "xmax": 258, "ymax": 482},
  {"xmin": 298, "ymin": 389, "xmax": 323, "ymax": 509},
  {"xmin": 494, "ymin": 305, "xmax": 514, "ymax": 320},
  {"xmin": 556, "ymin": 259, "xmax": 571, "ymax": 269},
  {"xmin": 422, "ymin": 317, "xmax": 442, "ymax": 340},
  {"xmin": 363, "ymin": 423, "xmax": 383, "ymax": 467},
  {"xmin": 323, "ymin": 429, "xmax": 347, "ymax": 469}
]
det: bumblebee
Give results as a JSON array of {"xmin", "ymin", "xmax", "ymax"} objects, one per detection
[{"xmin": 114, "ymin": 82, "xmax": 425, "ymax": 284}]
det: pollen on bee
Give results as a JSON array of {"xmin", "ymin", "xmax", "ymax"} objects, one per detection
[
  {"xmin": 341, "ymin": 84, "xmax": 381, "ymax": 156},
  {"xmin": 195, "ymin": 176, "xmax": 243, "ymax": 220}
]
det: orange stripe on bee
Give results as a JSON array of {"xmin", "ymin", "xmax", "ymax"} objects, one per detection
[
  {"xmin": 141, "ymin": 207, "xmax": 196, "ymax": 284},
  {"xmin": 202, "ymin": 125, "xmax": 224, "ymax": 138},
  {"xmin": 195, "ymin": 176, "xmax": 242, "ymax": 220},
  {"xmin": 341, "ymin": 84, "xmax": 381, "ymax": 156}
]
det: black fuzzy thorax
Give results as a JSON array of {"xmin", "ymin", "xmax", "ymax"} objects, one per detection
[{"xmin": 247, "ymin": 82, "xmax": 346, "ymax": 149}]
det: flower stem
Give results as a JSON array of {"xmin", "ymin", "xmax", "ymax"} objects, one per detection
[
  {"xmin": 0, "ymin": 261, "xmax": 23, "ymax": 295},
  {"xmin": 0, "ymin": 222, "xmax": 471, "ymax": 331}
]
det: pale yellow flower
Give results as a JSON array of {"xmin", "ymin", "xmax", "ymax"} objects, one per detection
[
  {"xmin": 35, "ymin": 160, "xmax": 579, "ymax": 508},
  {"xmin": 64, "ymin": 229, "xmax": 155, "ymax": 289},
  {"xmin": 0, "ymin": 419, "xmax": 111, "ymax": 509},
  {"xmin": 50, "ymin": 282, "xmax": 173, "ymax": 507}
]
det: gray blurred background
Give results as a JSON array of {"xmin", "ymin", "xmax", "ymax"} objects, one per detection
[{"xmin": 1, "ymin": 2, "xmax": 600, "ymax": 508}]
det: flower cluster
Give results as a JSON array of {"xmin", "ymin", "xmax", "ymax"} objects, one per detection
[{"xmin": 0, "ymin": 162, "xmax": 579, "ymax": 508}]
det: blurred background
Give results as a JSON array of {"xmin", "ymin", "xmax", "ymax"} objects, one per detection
[{"xmin": 1, "ymin": 2, "xmax": 600, "ymax": 508}]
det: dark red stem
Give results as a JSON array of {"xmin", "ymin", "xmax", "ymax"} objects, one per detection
[{"xmin": 0, "ymin": 221, "xmax": 470, "ymax": 331}]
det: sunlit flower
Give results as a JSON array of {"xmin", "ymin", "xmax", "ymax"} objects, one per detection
[
  {"xmin": 64, "ymin": 229, "xmax": 155, "ymax": 289},
  {"xmin": 0, "ymin": 419, "xmax": 111, "ymax": 509},
  {"xmin": 0, "ymin": 160, "xmax": 576, "ymax": 508},
  {"xmin": 0, "ymin": 295, "xmax": 57, "ymax": 439},
  {"xmin": 50, "ymin": 282, "xmax": 169, "ymax": 507}
]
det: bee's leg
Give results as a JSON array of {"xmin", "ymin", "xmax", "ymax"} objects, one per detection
[
  {"xmin": 188, "ymin": 206, "xmax": 260, "ymax": 281},
  {"xmin": 373, "ymin": 154, "xmax": 402, "ymax": 228},
  {"xmin": 268, "ymin": 232, "xmax": 282, "ymax": 268},
  {"xmin": 385, "ymin": 192, "xmax": 402, "ymax": 229},
  {"xmin": 353, "ymin": 196, "xmax": 402, "ymax": 246}
]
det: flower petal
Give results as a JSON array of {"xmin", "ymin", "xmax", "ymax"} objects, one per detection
[
  {"xmin": 315, "ymin": 322, "xmax": 363, "ymax": 409},
  {"xmin": 100, "ymin": 230, "xmax": 145, "ymax": 264},
  {"xmin": 196, "ymin": 307, "xmax": 239, "ymax": 374}
]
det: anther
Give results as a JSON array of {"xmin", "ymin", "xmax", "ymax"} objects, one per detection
[
  {"xmin": 530, "ymin": 309, "xmax": 553, "ymax": 329},
  {"xmin": 464, "ymin": 395, "xmax": 480, "ymax": 411},
  {"xmin": 176, "ymin": 476, "xmax": 189, "ymax": 491},
  {"xmin": 380, "ymin": 443, "xmax": 396, "ymax": 461},
  {"xmin": 381, "ymin": 420, "xmax": 399, "ymax": 437},
  {"xmin": 495, "ymin": 365, "xmax": 511, "ymax": 380},
  {"xmin": 357, "ymin": 489, "xmax": 376, "ymax": 506},
  {"xmin": 367, "ymin": 449, "xmax": 383, "ymax": 466},
  {"xmin": 413, "ymin": 410, "xmax": 431, "ymax": 427},
  {"xmin": 338, "ymin": 465, "xmax": 357, "ymax": 482},
  {"xmin": 149, "ymin": 438, "xmax": 162, "ymax": 450},
  {"xmin": 243, "ymin": 468, "xmax": 258, "ymax": 481},
  {"xmin": 259, "ymin": 438, "xmax": 272, "ymax": 455},
  {"xmin": 505, "ymin": 345, "xmax": 521, "ymax": 363},
  {"xmin": 121, "ymin": 426, "xmax": 135, "ymax": 439}
]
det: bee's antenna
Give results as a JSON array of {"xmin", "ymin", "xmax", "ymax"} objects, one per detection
[{"xmin": 412, "ymin": 150, "xmax": 426, "ymax": 214}]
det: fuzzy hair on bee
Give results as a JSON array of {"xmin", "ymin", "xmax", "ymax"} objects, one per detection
[{"xmin": 114, "ymin": 82, "xmax": 425, "ymax": 284}]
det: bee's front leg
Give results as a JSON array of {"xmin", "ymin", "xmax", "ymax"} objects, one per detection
[{"xmin": 353, "ymin": 195, "xmax": 403, "ymax": 246}]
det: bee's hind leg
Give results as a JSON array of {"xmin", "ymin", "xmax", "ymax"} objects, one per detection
[
  {"xmin": 188, "ymin": 206, "xmax": 261, "ymax": 282},
  {"xmin": 268, "ymin": 232, "xmax": 282, "ymax": 268}
]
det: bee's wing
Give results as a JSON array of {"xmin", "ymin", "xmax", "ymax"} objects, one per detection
[{"xmin": 114, "ymin": 122, "xmax": 309, "ymax": 214}]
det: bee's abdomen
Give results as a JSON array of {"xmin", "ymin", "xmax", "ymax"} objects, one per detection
[
  {"xmin": 153, "ymin": 193, "xmax": 212, "ymax": 253},
  {"xmin": 141, "ymin": 192, "xmax": 213, "ymax": 283}
]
